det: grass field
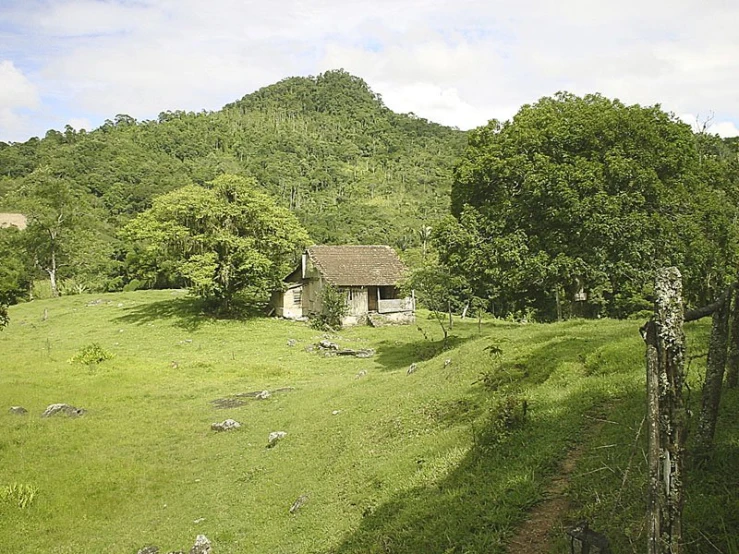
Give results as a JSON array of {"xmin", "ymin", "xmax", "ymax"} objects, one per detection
[{"xmin": 0, "ymin": 290, "xmax": 736, "ymax": 553}]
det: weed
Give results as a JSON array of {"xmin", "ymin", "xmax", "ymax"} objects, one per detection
[
  {"xmin": 69, "ymin": 342, "xmax": 114, "ymax": 365},
  {"xmin": 0, "ymin": 483, "xmax": 38, "ymax": 509}
]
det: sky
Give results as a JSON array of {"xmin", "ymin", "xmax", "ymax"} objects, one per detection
[{"xmin": 1, "ymin": 0, "xmax": 738, "ymax": 142}]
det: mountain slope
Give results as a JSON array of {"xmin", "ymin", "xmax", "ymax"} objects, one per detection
[{"xmin": 0, "ymin": 70, "xmax": 466, "ymax": 256}]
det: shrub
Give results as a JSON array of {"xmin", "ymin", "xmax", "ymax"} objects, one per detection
[
  {"xmin": 69, "ymin": 343, "xmax": 114, "ymax": 365},
  {"xmin": 310, "ymin": 284, "xmax": 348, "ymax": 330}
]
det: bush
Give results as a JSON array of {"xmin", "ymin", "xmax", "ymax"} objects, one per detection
[
  {"xmin": 0, "ymin": 304, "xmax": 7, "ymax": 330},
  {"xmin": 310, "ymin": 284, "xmax": 348, "ymax": 330},
  {"xmin": 69, "ymin": 343, "xmax": 114, "ymax": 365}
]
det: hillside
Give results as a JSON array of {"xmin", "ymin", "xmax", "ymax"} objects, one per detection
[
  {"xmin": 1, "ymin": 292, "xmax": 736, "ymax": 553},
  {"xmin": 0, "ymin": 70, "xmax": 466, "ymax": 254}
]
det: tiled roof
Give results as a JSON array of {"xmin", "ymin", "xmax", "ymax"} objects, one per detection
[
  {"xmin": 0, "ymin": 213, "xmax": 27, "ymax": 230},
  {"xmin": 307, "ymin": 245, "xmax": 407, "ymax": 286}
]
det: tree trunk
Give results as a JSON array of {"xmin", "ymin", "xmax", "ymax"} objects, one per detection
[
  {"xmin": 644, "ymin": 267, "xmax": 686, "ymax": 554},
  {"xmin": 48, "ymin": 249, "xmax": 59, "ymax": 298},
  {"xmin": 726, "ymin": 286, "xmax": 739, "ymax": 388},
  {"xmin": 448, "ymin": 300, "xmax": 453, "ymax": 330},
  {"xmin": 695, "ymin": 290, "xmax": 730, "ymax": 457}
]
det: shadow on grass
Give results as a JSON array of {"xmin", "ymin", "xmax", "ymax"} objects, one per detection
[
  {"xmin": 329, "ymin": 381, "xmax": 641, "ymax": 554},
  {"xmin": 114, "ymin": 297, "xmax": 262, "ymax": 331},
  {"xmin": 512, "ymin": 334, "xmax": 614, "ymax": 386},
  {"xmin": 373, "ymin": 335, "xmax": 473, "ymax": 371}
]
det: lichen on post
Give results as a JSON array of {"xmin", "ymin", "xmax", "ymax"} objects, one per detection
[{"xmin": 644, "ymin": 267, "xmax": 686, "ymax": 554}]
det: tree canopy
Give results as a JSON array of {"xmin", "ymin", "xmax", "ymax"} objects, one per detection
[
  {"xmin": 123, "ymin": 175, "xmax": 310, "ymax": 312},
  {"xmin": 445, "ymin": 93, "xmax": 739, "ymax": 319}
]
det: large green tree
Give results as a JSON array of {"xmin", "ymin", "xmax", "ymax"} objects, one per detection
[
  {"xmin": 446, "ymin": 93, "xmax": 738, "ymax": 319},
  {"xmin": 123, "ymin": 174, "xmax": 310, "ymax": 312},
  {"xmin": 14, "ymin": 171, "xmax": 115, "ymax": 297}
]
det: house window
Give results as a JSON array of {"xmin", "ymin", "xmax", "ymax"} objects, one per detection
[
  {"xmin": 292, "ymin": 289, "xmax": 302, "ymax": 304},
  {"xmin": 347, "ymin": 288, "xmax": 354, "ymax": 301},
  {"xmin": 379, "ymin": 286, "xmax": 397, "ymax": 300}
]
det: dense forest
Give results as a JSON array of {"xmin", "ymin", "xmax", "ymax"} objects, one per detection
[
  {"xmin": 0, "ymin": 70, "xmax": 464, "ymax": 303},
  {"xmin": 1, "ymin": 70, "xmax": 738, "ymax": 320}
]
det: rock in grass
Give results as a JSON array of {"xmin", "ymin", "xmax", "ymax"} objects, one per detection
[
  {"xmin": 189, "ymin": 535, "xmax": 212, "ymax": 554},
  {"xmin": 289, "ymin": 494, "xmax": 308, "ymax": 514},
  {"xmin": 255, "ymin": 390, "xmax": 271, "ymax": 400},
  {"xmin": 9, "ymin": 406, "xmax": 28, "ymax": 415},
  {"xmin": 267, "ymin": 431, "xmax": 287, "ymax": 447},
  {"xmin": 407, "ymin": 363, "xmax": 417, "ymax": 375},
  {"xmin": 211, "ymin": 419, "xmax": 241, "ymax": 432},
  {"xmin": 318, "ymin": 339, "xmax": 339, "ymax": 350},
  {"xmin": 444, "ymin": 359, "xmax": 452, "ymax": 368},
  {"xmin": 287, "ymin": 338, "xmax": 297, "ymax": 347},
  {"xmin": 42, "ymin": 403, "xmax": 86, "ymax": 418},
  {"xmin": 356, "ymin": 370, "xmax": 367, "ymax": 378},
  {"xmin": 136, "ymin": 546, "xmax": 159, "ymax": 554}
]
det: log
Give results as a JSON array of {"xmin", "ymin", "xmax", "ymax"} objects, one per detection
[{"xmin": 684, "ymin": 283, "xmax": 736, "ymax": 322}]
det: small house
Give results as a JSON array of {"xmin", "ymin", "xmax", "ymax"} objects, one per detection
[
  {"xmin": 0, "ymin": 213, "xmax": 27, "ymax": 230},
  {"xmin": 273, "ymin": 245, "xmax": 415, "ymax": 326}
]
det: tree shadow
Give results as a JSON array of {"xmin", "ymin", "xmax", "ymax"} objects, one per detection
[
  {"xmin": 511, "ymin": 334, "xmax": 614, "ymax": 386},
  {"xmin": 328, "ymin": 382, "xmax": 640, "ymax": 554},
  {"xmin": 114, "ymin": 297, "xmax": 216, "ymax": 331},
  {"xmin": 372, "ymin": 335, "xmax": 473, "ymax": 371}
]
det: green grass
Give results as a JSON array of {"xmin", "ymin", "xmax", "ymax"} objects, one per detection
[{"xmin": 0, "ymin": 291, "xmax": 735, "ymax": 553}]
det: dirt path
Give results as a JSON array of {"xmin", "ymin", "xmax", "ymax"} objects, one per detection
[{"xmin": 506, "ymin": 442, "xmax": 587, "ymax": 553}]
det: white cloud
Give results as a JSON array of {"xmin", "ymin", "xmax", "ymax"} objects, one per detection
[
  {"xmin": 65, "ymin": 117, "xmax": 92, "ymax": 132},
  {"xmin": 710, "ymin": 121, "xmax": 739, "ymax": 138},
  {"xmin": 0, "ymin": 60, "xmax": 40, "ymax": 142},
  {"xmin": 1, "ymin": 0, "xmax": 738, "ymax": 139},
  {"xmin": 0, "ymin": 60, "xmax": 39, "ymax": 109},
  {"xmin": 679, "ymin": 113, "xmax": 739, "ymax": 138}
]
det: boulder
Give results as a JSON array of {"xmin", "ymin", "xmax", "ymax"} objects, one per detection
[
  {"xmin": 407, "ymin": 363, "xmax": 417, "ymax": 375},
  {"xmin": 42, "ymin": 403, "xmax": 86, "ymax": 418},
  {"xmin": 318, "ymin": 339, "xmax": 339, "ymax": 350},
  {"xmin": 211, "ymin": 419, "xmax": 241, "ymax": 432},
  {"xmin": 137, "ymin": 547, "xmax": 159, "ymax": 554},
  {"xmin": 189, "ymin": 535, "xmax": 212, "ymax": 554},
  {"xmin": 267, "ymin": 431, "xmax": 287, "ymax": 448},
  {"xmin": 9, "ymin": 406, "xmax": 27, "ymax": 415}
]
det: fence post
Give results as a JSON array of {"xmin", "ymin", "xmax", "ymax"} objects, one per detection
[
  {"xmin": 726, "ymin": 286, "xmax": 739, "ymax": 388},
  {"xmin": 644, "ymin": 267, "xmax": 686, "ymax": 554},
  {"xmin": 695, "ymin": 288, "xmax": 731, "ymax": 457}
]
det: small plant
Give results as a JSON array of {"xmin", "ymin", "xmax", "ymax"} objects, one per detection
[
  {"xmin": 0, "ymin": 304, "xmax": 8, "ymax": 330},
  {"xmin": 310, "ymin": 284, "xmax": 348, "ymax": 331},
  {"xmin": 0, "ymin": 483, "xmax": 38, "ymax": 509},
  {"xmin": 475, "ymin": 395, "xmax": 528, "ymax": 449},
  {"xmin": 69, "ymin": 343, "xmax": 114, "ymax": 365}
]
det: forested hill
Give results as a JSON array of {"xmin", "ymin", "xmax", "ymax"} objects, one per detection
[{"xmin": 0, "ymin": 70, "xmax": 466, "ymax": 251}]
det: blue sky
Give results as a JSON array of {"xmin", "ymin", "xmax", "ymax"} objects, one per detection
[{"xmin": 1, "ymin": 0, "xmax": 738, "ymax": 142}]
